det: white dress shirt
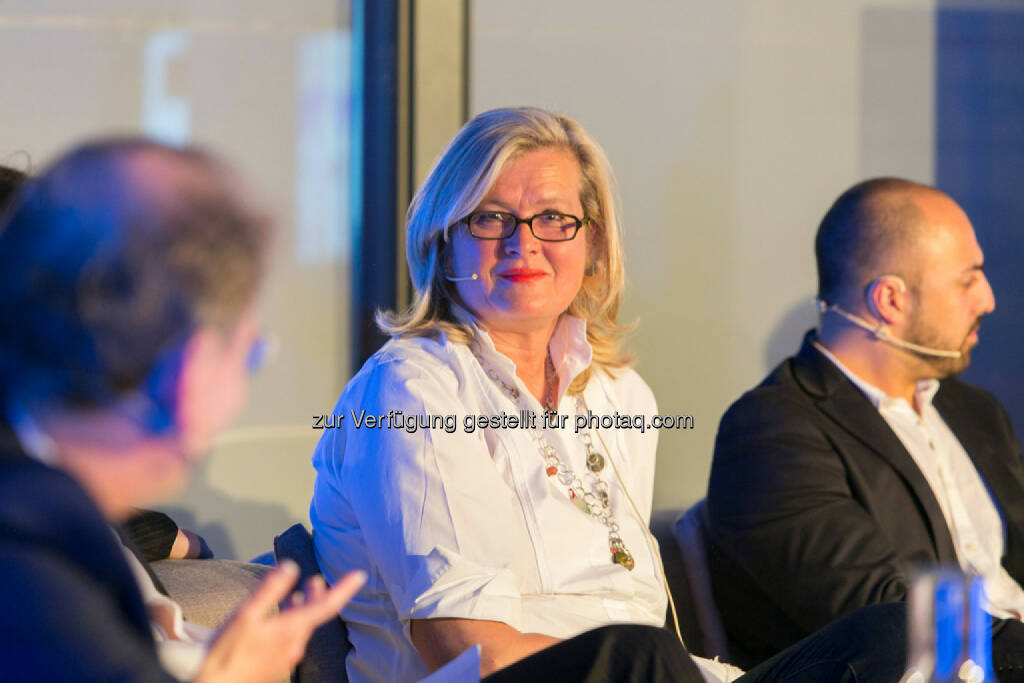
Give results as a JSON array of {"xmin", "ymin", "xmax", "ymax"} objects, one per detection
[
  {"xmin": 311, "ymin": 314, "xmax": 693, "ymax": 683},
  {"xmin": 814, "ymin": 341, "xmax": 1024, "ymax": 620}
]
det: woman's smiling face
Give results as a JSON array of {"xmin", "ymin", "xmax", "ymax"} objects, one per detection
[{"xmin": 448, "ymin": 146, "xmax": 588, "ymax": 335}]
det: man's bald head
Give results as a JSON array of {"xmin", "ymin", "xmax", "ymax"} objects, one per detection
[
  {"xmin": 0, "ymin": 138, "xmax": 270, "ymax": 418},
  {"xmin": 815, "ymin": 178, "xmax": 945, "ymax": 309}
]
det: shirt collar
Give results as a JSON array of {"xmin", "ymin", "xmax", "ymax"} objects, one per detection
[
  {"xmin": 449, "ymin": 303, "xmax": 593, "ymax": 402},
  {"xmin": 812, "ymin": 339, "xmax": 939, "ymax": 411}
]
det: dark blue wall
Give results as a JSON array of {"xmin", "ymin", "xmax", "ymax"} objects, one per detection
[{"xmin": 937, "ymin": 7, "xmax": 1024, "ymax": 434}]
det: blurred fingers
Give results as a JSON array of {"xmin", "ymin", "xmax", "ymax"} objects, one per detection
[
  {"xmin": 239, "ymin": 559, "xmax": 300, "ymax": 620},
  {"xmin": 321, "ymin": 570, "xmax": 366, "ymax": 615},
  {"xmin": 293, "ymin": 570, "xmax": 365, "ymax": 625},
  {"xmin": 304, "ymin": 575, "xmax": 327, "ymax": 603}
]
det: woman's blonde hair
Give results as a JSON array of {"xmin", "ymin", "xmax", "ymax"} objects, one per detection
[{"xmin": 378, "ymin": 107, "xmax": 631, "ymax": 392}]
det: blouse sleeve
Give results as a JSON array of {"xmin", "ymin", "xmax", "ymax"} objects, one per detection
[{"xmin": 311, "ymin": 349, "xmax": 529, "ymax": 631}]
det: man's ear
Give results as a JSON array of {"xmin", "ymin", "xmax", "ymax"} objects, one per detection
[
  {"xmin": 141, "ymin": 341, "xmax": 188, "ymax": 433},
  {"xmin": 866, "ymin": 275, "xmax": 909, "ymax": 325},
  {"xmin": 172, "ymin": 328, "xmax": 216, "ymax": 441}
]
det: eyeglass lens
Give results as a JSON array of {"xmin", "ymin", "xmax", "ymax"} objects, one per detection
[{"xmin": 468, "ymin": 212, "xmax": 581, "ymax": 241}]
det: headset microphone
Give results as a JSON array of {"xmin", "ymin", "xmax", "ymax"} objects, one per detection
[
  {"xmin": 445, "ymin": 273, "xmax": 479, "ymax": 282},
  {"xmin": 816, "ymin": 298, "xmax": 963, "ymax": 359}
]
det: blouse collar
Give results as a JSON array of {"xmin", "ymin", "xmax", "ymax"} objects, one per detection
[{"xmin": 449, "ymin": 303, "xmax": 593, "ymax": 403}]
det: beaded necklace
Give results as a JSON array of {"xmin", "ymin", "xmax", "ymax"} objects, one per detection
[{"xmin": 472, "ymin": 346, "xmax": 636, "ymax": 571}]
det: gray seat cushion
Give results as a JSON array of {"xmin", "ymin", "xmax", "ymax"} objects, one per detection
[
  {"xmin": 152, "ymin": 558, "xmax": 292, "ymax": 683},
  {"xmin": 152, "ymin": 558, "xmax": 271, "ymax": 630}
]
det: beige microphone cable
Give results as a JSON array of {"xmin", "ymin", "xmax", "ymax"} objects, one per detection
[{"xmin": 582, "ymin": 396, "xmax": 685, "ymax": 648}]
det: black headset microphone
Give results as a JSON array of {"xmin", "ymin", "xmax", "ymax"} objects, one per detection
[{"xmin": 816, "ymin": 276, "xmax": 963, "ymax": 360}]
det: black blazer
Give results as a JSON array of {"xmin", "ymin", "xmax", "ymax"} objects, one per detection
[
  {"xmin": 0, "ymin": 425, "xmax": 174, "ymax": 682},
  {"xmin": 705, "ymin": 333, "xmax": 1024, "ymax": 668}
]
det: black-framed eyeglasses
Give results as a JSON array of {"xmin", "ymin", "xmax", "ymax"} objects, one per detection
[{"xmin": 455, "ymin": 211, "xmax": 588, "ymax": 242}]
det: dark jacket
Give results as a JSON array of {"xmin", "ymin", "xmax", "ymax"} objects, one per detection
[
  {"xmin": 0, "ymin": 425, "xmax": 174, "ymax": 682},
  {"xmin": 705, "ymin": 333, "xmax": 1024, "ymax": 667}
]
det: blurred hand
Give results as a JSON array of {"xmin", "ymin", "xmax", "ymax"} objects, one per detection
[{"xmin": 195, "ymin": 560, "xmax": 365, "ymax": 683}]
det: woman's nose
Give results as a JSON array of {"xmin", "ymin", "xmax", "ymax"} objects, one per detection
[{"xmin": 502, "ymin": 219, "xmax": 541, "ymax": 256}]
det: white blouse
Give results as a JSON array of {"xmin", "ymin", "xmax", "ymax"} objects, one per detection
[{"xmin": 310, "ymin": 314, "xmax": 666, "ymax": 683}]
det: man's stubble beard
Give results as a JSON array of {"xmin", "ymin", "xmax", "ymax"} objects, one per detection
[{"xmin": 903, "ymin": 313, "xmax": 980, "ymax": 378}]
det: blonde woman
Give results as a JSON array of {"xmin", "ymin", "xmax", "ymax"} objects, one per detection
[{"xmin": 311, "ymin": 108, "xmax": 906, "ymax": 683}]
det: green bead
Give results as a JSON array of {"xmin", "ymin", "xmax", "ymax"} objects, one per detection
[
  {"xmin": 586, "ymin": 451, "xmax": 605, "ymax": 473},
  {"xmin": 613, "ymin": 549, "xmax": 635, "ymax": 571}
]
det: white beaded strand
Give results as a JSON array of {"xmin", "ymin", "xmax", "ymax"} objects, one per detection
[{"xmin": 472, "ymin": 347, "xmax": 635, "ymax": 570}]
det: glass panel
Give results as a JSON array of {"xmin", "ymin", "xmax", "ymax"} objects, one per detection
[{"xmin": 0, "ymin": 0, "xmax": 353, "ymax": 560}]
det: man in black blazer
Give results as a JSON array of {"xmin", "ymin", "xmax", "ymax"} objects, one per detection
[
  {"xmin": 706, "ymin": 178, "xmax": 1024, "ymax": 677},
  {"xmin": 0, "ymin": 145, "xmax": 362, "ymax": 681}
]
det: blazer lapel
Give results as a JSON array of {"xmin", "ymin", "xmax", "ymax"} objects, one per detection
[{"xmin": 790, "ymin": 334, "xmax": 957, "ymax": 561}]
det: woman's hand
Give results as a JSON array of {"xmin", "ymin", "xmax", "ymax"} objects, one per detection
[
  {"xmin": 195, "ymin": 560, "xmax": 365, "ymax": 683},
  {"xmin": 411, "ymin": 617, "xmax": 561, "ymax": 677}
]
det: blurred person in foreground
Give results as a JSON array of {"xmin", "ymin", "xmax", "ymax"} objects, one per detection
[
  {"xmin": 1, "ymin": 167, "xmax": 208, "ymax": 562},
  {"xmin": 310, "ymin": 107, "xmax": 908, "ymax": 683},
  {"xmin": 0, "ymin": 165, "xmax": 209, "ymax": 681},
  {"xmin": 0, "ymin": 141, "xmax": 364, "ymax": 682}
]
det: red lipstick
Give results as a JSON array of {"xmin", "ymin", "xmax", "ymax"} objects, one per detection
[{"xmin": 498, "ymin": 268, "xmax": 546, "ymax": 282}]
